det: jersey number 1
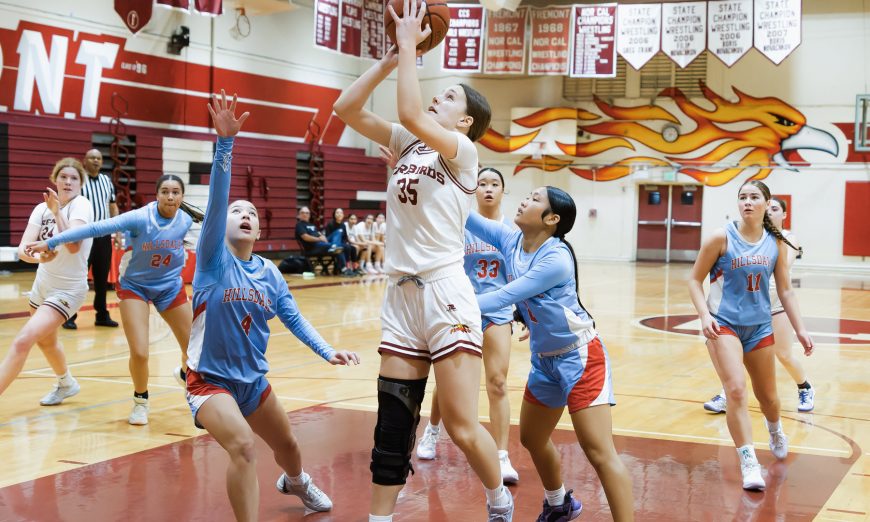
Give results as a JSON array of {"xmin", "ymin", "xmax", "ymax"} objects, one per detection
[
  {"xmin": 150, "ymin": 254, "xmax": 172, "ymax": 268},
  {"xmin": 746, "ymin": 273, "xmax": 762, "ymax": 292}
]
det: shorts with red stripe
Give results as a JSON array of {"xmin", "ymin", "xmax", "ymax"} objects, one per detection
[
  {"xmin": 185, "ymin": 369, "xmax": 272, "ymax": 429},
  {"xmin": 713, "ymin": 315, "xmax": 775, "ymax": 353},
  {"xmin": 379, "ymin": 265, "xmax": 483, "ymax": 363},
  {"xmin": 117, "ymin": 277, "xmax": 188, "ymax": 312},
  {"xmin": 523, "ymin": 336, "xmax": 615, "ymax": 414}
]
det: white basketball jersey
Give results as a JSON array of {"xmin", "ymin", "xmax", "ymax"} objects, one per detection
[{"xmin": 386, "ymin": 123, "xmax": 478, "ymax": 275}]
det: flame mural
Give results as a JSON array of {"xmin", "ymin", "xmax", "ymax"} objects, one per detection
[{"xmin": 479, "ymin": 82, "xmax": 840, "ymax": 186}]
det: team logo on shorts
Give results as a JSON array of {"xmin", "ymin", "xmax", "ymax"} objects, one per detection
[
  {"xmin": 446, "ymin": 304, "xmax": 457, "ymax": 312},
  {"xmin": 450, "ymin": 323, "xmax": 470, "ymax": 334},
  {"xmin": 59, "ymin": 299, "xmax": 70, "ymax": 308}
]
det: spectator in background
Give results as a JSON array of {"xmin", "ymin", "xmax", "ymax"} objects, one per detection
[
  {"xmin": 295, "ymin": 206, "xmax": 352, "ymax": 276},
  {"xmin": 347, "ymin": 214, "xmax": 373, "ymax": 273},
  {"xmin": 63, "ymin": 148, "xmax": 119, "ymax": 329},
  {"xmin": 353, "ymin": 214, "xmax": 384, "ymax": 274},
  {"xmin": 325, "ymin": 208, "xmax": 361, "ymax": 275}
]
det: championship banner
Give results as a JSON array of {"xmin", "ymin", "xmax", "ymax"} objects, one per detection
[
  {"xmin": 194, "ymin": 0, "xmax": 222, "ymax": 15},
  {"xmin": 617, "ymin": 3, "xmax": 662, "ymax": 70},
  {"xmin": 528, "ymin": 6, "xmax": 571, "ymax": 76},
  {"xmin": 707, "ymin": 0, "xmax": 752, "ymax": 66},
  {"xmin": 314, "ymin": 0, "xmax": 340, "ymax": 51},
  {"xmin": 340, "ymin": 0, "xmax": 363, "ymax": 57},
  {"xmin": 662, "ymin": 1, "xmax": 706, "ymax": 68},
  {"xmin": 114, "ymin": 0, "xmax": 153, "ymax": 34},
  {"xmin": 443, "ymin": 4, "xmax": 485, "ymax": 72},
  {"xmin": 569, "ymin": 3, "xmax": 617, "ymax": 78},
  {"xmin": 156, "ymin": 0, "xmax": 190, "ymax": 9},
  {"xmin": 483, "ymin": 7, "xmax": 527, "ymax": 75},
  {"xmin": 754, "ymin": 0, "xmax": 801, "ymax": 64},
  {"xmin": 361, "ymin": 0, "xmax": 385, "ymax": 60}
]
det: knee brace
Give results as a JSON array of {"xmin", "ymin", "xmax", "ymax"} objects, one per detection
[{"xmin": 370, "ymin": 375, "xmax": 427, "ymax": 486}]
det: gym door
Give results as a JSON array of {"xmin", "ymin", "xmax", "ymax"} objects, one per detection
[{"xmin": 636, "ymin": 184, "xmax": 703, "ymax": 262}]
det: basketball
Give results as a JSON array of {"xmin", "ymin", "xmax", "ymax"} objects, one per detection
[{"xmin": 384, "ymin": 0, "xmax": 451, "ymax": 55}]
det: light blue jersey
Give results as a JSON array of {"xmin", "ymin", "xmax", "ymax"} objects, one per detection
[
  {"xmin": 46, "ymin": 201, "xmax": 192, "ymax": 297},
  {"xmin": 466, "ymin": 213, "xmax": 596, "ymax": 354},
  {"xmin": 707, "ymin": 221, "xmax": 780, "ymax": 326},
  {"xmin": 464, "ymin": 215, "xmax": 513, "ymax": 326},
  {"xmin": 188, "ymin": 137, "xmax": 335, "ymax": 384}
]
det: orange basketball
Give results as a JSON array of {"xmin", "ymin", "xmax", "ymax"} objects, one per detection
[{"xmin": 384, "ymin": 0, "xmax": 451, "ymax": 55}]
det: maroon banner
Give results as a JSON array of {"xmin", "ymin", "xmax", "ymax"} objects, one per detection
[
  {"xmin": 315, "ymin": 0, "xmax": 340, "ymax": 51},
  {"xmin": 443, "ymin": 5, "xmax": 485, "ymax": 72},
  {"xmin": 361, "ymin": 0, "xmax": 385, "ymax": 59},
  {"xmin": 114, "ymin": 0, "xmax": 153, "ymax": 34},
  {"xmin": 194, "ymin": 0, "xmax": 222, "ymax": 15},
  {"xmin": 570, "ymin": 3, "xmax": 617, "ymax": 78},
  {"xmin": 528, "ymin": 7, "xmax": 572, "ymax": 76},
  {"xmin": 156, "ymin": 0, "xmax": 189, "ymax": 9},
  {"xmin": 340, "ymin": 0, "xmax": 363, "ymax": 57},
  {"xmin": 483, "ymin": 8, "xmax": 527, "ymax": 74}
]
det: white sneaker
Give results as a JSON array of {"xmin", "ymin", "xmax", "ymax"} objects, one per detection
[
  {"xmin": 375, "ymin": 263, "xmax": 385, "ymax": 274},
  {"xmin": 128, "ymin": 398, "xmax": 149, "ymax": 425},
  {"xmin": 797, "ymin": 387, "xmax": 814, "ymax": 412},
  {"xmin": 740, "ymin": 461, "xmax": 765, "ymax": 490},
  {"xmin": 416, "ymin": 425, "xmax": 439, "ymax": 460},
  {"xmin": 703, "ymin": 393, "xmax": 726, "ymax": 413},
  {"xmin": 276, "ymin": 473, "xmax": 333, "ymax": 511},
  {"xmin": 174, "ymin": 366, "xmax": 187, "ymax": 388},
  {"xmin": 487, "ymin": 491, "xmax": 514, "ymax": 521},
  {"xmin": 365, "ymin": 264, "xmax": 378, "ymax": 275},
  {"xmin": 40, "ymin": 378, "xmax": 80, "ymax": 406},
  {"xmin": 765, "ymin": 421, "xmax": 789, "ymax": 460},
  {"xmin": 499, "ymin": 452, "xmax": 519, "ymax": 484}
]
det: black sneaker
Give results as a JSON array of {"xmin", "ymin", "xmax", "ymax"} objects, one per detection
[
  {"xmin": 95, "ymin": 313, "xmax": 119, "ymax": 327},
  {"xmin": 62, "ymin": 318, "xmax": 77, "ymax": 330}
]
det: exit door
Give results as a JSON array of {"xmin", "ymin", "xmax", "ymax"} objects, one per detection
[{"xmin": 637, "ymin": 184, "xmax": 703, "ymax": 262}]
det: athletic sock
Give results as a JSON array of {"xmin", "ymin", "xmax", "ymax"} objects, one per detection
[
  {"xmin": 57, "ymin": 372, "xmax": 75, "ymax": 387},
  {"xmin": 497, "ymin": 449, "xmax": 508, "ymax": 460},
  {"xmin": 766, "ymin": 419, "xmax": 782, "ymax": 433},
  {"xmin": 133, "ymin": 390, "xmax": 149, "ymax": 400},
  {"xmin": 485, "ymin": 485, "xmax": 510, "ymax": 508},
  {"xmin": 797, "ymin": 380, "xmax": 811, "ymax": 390},
  {"xmin": 737, "ymin": 444, "xmax": 758, "ymax": 466},
  {"xmin": 286, "ymin": 470, "xmax": 310, "ymax": 486},
  {"xmin": 545, "ymin": 485, "xmax": 566, "ymax": 506},
  {"xmin": 427, "ymin": 421, "xmax": 441, "ymax": 434},
  {"xmin": 369, "ymin": 515, "xmax": 393, "ymax": 522}
]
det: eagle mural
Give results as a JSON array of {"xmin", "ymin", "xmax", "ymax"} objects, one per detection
[{"xmin": 479, "ymin": 82, "xmax": 840, "ymax": 186}]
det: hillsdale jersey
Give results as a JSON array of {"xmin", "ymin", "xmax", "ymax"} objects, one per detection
[
  {"xmin": 188, "ymin": 137, "xmax": 334, "ymax": 384},
  {"xmin": 464, "ymin": 215, "xmax": 513, "ymax": 321},
  {"xmin": 386, "ymin": 123, "xmax": 478, "ymax": 275},
  {"xmin": 707, "ymin": 221, "xmax": 780, "ymax": 326}
]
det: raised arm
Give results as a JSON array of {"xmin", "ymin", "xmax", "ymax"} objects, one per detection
[
  {"xmin": 197, "ymin": 91, "xmax": 249, "ymax": 273},
  {"xmin": 465, "ymin": 212, "xmax": 514, "ymax": 255},
  {"xmin": 687, "ymin": 229, "xmax": 726, "ymax": 340},
  {"xmin": 478, "ymin": 249, "xmax": 573, "ymax": 314},
  {"xmin": 276, "ymin": 292, "xmax": 336, "ymax": 362},
  {"xmin": 42, "ymin": 209, "xmax": 140, "ymax": 251},
  {"xmin": 773, "ymin": 241, "xmax": 813, "ymax": 354},
  {"xmin": 332, "ymin": 48, "xmax": 398, "ymax": 147}
]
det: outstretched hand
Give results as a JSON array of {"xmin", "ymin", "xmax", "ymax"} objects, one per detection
[
  {"xmin": 329, "ymin": 350, "xmax": 361, "ymax": 366},
  {"xmin": 208, "ymin": 89, "xmax": 250, "ymax": 137},
  {"xmin": 25, "ymin": 240, "xmax": 50, "ymax": 254},
  {"xmin": 388, "ymin": 0, "xmax": 431, "ymax": 51},
  {"xmin": 43, "ymin": 187, "xmax": 60, "ymax": 216}
]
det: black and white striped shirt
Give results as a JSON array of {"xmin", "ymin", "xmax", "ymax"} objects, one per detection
[{"xmin": 81, "ymin": 172, "xmax": 116, "ymax": 222}]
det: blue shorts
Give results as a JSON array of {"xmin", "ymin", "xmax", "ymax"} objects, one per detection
[
  {"xmin": 714, "ymin": 316, "xmax": 775, "ymax": 353},
  {"xmin": 117, "ymin": 277, "xmax": 188, "ymax": 312},
  {"xmin": 482, "ymin": 310, "xmax": 513, "ymax": 331},
  {"xmin": 185, "ymin": 370, "xmax": 272, "ymax": 429},
  {"xmin": 524, "ymin": 337, "xmax": 615, "ymax": 414}
]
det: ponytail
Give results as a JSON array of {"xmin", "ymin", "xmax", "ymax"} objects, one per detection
[{"xmin": 559, "ymin": 236, "xmax": 594, "ymax": 325}]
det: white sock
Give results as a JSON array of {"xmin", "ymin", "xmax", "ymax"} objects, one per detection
[
  {"xmin": 286, "ymin": 470, "xmax": 309, "ymax": 486},
  {"xmin": 485, "ymin": 485, "xmax": 510, "ymax": 508},
  {"xmin": 369, "ymin": 515, "xmax": 393, "ymax": 522},
  {"xmin": 427, "ymin": 421, "xmax": 441, "ymax": 434},
  {"xmin": 720, "ymin": 388, "xmax": 726, "ymax": 397},
  {"xmin": 497, "ymin": 449, "xmax": 508, "ymax": 460},
  {"xmin": 766, "ymin": 419, "xmax": 782, "ymax": 433},
  {"xmin": 737, "ymin": 444, "xmax": 758, "ymax": 466},
  {"xmin": 58, "ymin": 372, "xmax": 75, "ymax": 386},
  {"xmin": 545, "ymin": 485, "xmax": 566, "ymax": 506}
]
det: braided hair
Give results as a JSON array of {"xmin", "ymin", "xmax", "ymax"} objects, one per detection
[
  {"xmin": 543, "ymin": 186, "xmax": 593, "ymax": 323},
  {"xmin": 156, "ymin": 174, "xmax": 204, "ymax": 223},
  {"xmin": 742, "ymin": 180, "xmax": 799, "ymax": 252}
]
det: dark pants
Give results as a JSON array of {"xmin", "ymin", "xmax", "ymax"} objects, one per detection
[
  {"xmin": 305, "ymin": 241, "xmax": 347, "ymax": 273},
  {"xmin": 71, "ymin": 235, "xmax": 112, "ymax": 322}
]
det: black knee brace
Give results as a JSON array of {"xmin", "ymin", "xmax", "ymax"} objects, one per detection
[{"xmin": 370, "ymin": 375, "xmax": 427, "ymax": 486}]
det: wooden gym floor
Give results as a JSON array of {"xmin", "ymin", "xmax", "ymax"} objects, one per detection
[{"xmin": 0, "ymin": 262, "xmax": 867, "ymax": 521}]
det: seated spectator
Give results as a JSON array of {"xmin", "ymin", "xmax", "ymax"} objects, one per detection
[
  {"xmin": 346, "ymin": 214, "xmax": 372, "ymax": 273},
  {"xmin": 325, "ymin": 208, "xmax": 360, "ymax": 274},
  {"xmin": 353, "ymin": 214, "xmax": 384, "ymax": 274},
  {"xmin": 295, "ymin": 206, "xmax": 351, "ymax": 276}
]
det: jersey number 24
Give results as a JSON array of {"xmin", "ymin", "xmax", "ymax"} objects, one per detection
[{"xmin": 150, "ymin": 254, "xmax": 172, "ymax": 268}]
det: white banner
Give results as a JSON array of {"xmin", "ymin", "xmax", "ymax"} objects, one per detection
[
  {"xmin": 707, "ymin": 0, "xmax": 752, "ymax": 66},
  {"xmin": 754, "ymin": 0, "xmax": 801, "ymax": 64},
  {"xmin": 617, "ymin": 3, "xmax": 662, "ymax": 70},
  {"xmin": 662, "ymin": 2, "xmax": 706, "ymax": 68}
]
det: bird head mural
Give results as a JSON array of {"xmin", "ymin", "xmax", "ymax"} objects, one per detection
[{"xmin": 479, "ymin": 82, "xmax": 840, "ymax": 186}]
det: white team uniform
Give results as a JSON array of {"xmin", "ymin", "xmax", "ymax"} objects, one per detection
[
  {"xmin": 27, "ymin": 196, "xmax": 94, "ymax": 319},
  {"xmin": 769, "ymin": 229, "xmax": 795, "ymax": 315},
  {"xmin": 378, "ymin": 124, "xmax": 483, "ymax": 362}
]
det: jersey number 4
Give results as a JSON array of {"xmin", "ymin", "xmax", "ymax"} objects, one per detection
[
  {"xmin": 746, "ymin": 273, "xmax": 762, "ymax": 292},
  {"xmin": 150, "ymin": 254, "xmax": 172, "ymax": 268},
  {"xmin": 241, "ymin": 313, "xmax": 253, "ymax": 336},
  {"xmin": 476, "ymin": 259, "xmax": 500, "ymax": 279},
  {"xmin": 396, "ymin": 178, "xmax": 419, "ymax": 205}
]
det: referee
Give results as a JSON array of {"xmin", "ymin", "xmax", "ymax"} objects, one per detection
[{"xmin": 63, "ymin": 149, "xmax": 120, "ymax": 329}]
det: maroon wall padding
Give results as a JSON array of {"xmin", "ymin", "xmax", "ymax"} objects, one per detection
[
  {"xmin": 320, "ymin": 145, "xmax": 387, "ymax": 222},
  {"xmin": 0, "ymin": 112, "xmax": 385, "ymax": 253},
  {"xmin": 843, "ymin": 181, "xmax": 870, "ymax": 256}
]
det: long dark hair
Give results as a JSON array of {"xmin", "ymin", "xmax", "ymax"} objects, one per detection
[
  {"xmin": 478, "ymin": 167, "xmax": 504, "ymax": 186},
  {"xmin": 741, "ymin": 180, "xmax": 799, "ymax": 252},
  {"xmin": 156, "ymin": 174, "xmax": 204, "ymax": 223},
  {"xmin": 543, "ymin": 186, "xmax": 592, "ymax": 321},
  {"xmin": 459, "ymin": 84, "xmax": 491, "ymax": 143}
]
